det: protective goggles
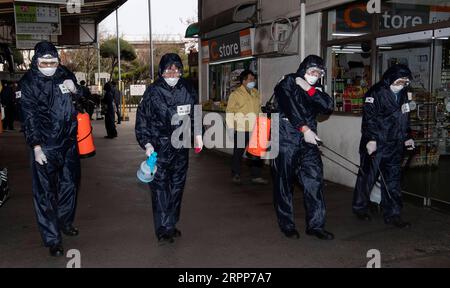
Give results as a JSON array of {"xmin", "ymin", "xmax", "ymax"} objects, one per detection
[
  {"xmin": 306, "ymin": 67, "xmax": 325, "ymax": 77},
  {"xmin": 162, "ymin": 64, "xmax": 182, "ymax": 76},
  {"xmin": 38, "ymin": 55, "xmax": 59, "ymax": 68},
  {"xmin": 163, "ymin": 68, "xmax": 181, "ymax": 75},
  {"xmin": 393, "ymin": 78, "xmax": 411, "ymax": 86}
]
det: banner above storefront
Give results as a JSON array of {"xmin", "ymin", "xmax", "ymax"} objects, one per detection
[
  {"xmin": 14, "ymin": 2, "xmax": 62, "ymax": 35},
  {"xmin": 202, "ymin": 28, "xmax": 255, "ymax": 64},
  {"xmin": 335, "ymin": 2, "xmax": 450, "ymax": 34}
]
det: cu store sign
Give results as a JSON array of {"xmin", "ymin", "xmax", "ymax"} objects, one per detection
[
  {"xmin": 336, "ymin": 1, "xmax": 430, "ymax": 34},
  {"xmin": 202, "ymin": 29, "xmax": 254, "ymax": 63}
]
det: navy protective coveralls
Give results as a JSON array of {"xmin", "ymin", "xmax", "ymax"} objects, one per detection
[
  {"xmin": 20, "ymin": 41, "xmax": 82, "ymax": 247},
  {"xmin": 353, "ymin": 64, "xmax": 413, "ymax": 220},
  {"xmin": 272, "ymin": 55, "xmax": 334, "ymax": 233},
  {"xmin": 135, "ymin": 53, "xmax": 199, "ymax": 239}
]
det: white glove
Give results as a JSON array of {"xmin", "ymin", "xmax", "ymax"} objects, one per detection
[
  {"xmin": 405, "ymin": 139, "xmax": 415, "ymax": 150},
  {"xmin": 366, "ymin": 141, "xmax": 377, "ymax": 155},
  {"xmin": 33, "ymin": 146, "xmax": 48, "ymax": 165},
  {"xmin": 295, "ymin": 77, "xmax": 312, "ymax": 92},
  {"xmin": 145, "ymin": 143, "xmax": 154, "ymax": 157},
  {"xmin": 194, "ymin": 135, "xmax": 203, "ymax": 153},
  {"xmin": 63, "ymin": 79, "xmax": 77, "ymax": 93},
  {"xmin": 302, "ymin": 128, "xmax": 321, "ymax": 145}
]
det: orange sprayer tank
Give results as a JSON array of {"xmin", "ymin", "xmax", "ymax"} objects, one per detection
[
  {"xmin": 77, "ymin": 112, "xmax": 96, "ymax": 158},
  {"xmin": 246, "ymin": 116, "xmax": 271, "ymax": 158}
]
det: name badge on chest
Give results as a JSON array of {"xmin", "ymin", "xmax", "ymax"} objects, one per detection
[
  {"xmin": 177, "ymin": 104, "xmax": 191, "ymax": 116},
  {"xmin": 401, "ymin": 103, "xmax": 410, "ymax": 114},
  {"xmin": 59, "ymin": 84, "xmax": 70, "ymax": 94}
]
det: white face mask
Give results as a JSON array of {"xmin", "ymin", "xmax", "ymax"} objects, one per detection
[
  {"xmin": 305, "ymin": 74, "xmax": 319, "ymax": 85},
  {"xmin": 246, "ymin": 82, "xmax": 256, "ymax": 90},
  {"xmin": 390, "ymin": 84, "xmax": 404, "ymax": 94},
  {"xmin": 38, "ymin": 67, "xmax": 57, "ymax": 77},
  {"xmin": 164, "ymin": 77, "xmax": 179, "ymax": 87}
]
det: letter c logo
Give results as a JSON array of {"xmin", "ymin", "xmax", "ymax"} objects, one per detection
[
  {"xmin": 344, "ymin": 4, "xmax": 368, "ymax": 29},
  {"xmin": 211, "ymin": 41, "xmax": 219, "ymax": 60}
]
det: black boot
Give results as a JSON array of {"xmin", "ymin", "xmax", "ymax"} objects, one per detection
[
  {"xmin": 369, "ymin": 202, "xmax": 382, "ymax": 215},
  {"xmin": 354, "ymin": 211, "xmax": 372, "ymax": 221},
  {"xmin": 282, "ymin": 229, "xmax": 300, "ymax": 239},
  {"xmin": 385, "ymin": 216, "xmax": 411, "ymax": 228},
  {"xmin": 49, "ymin": 244, "xmax": 64, "ymax": 257},
  {"xmin": 169, "ymin": 228, "xmax": 181, "ymax": 238},
  {"xmin": 157, "ymin": 234, "xmax": 174, "ymax": 245},
  {"xmin": 62, "ymin": 226, "xmax": 79, "ymax": 236},
  {"xmin": 306, "ymin": 229, "xmax": 334, "ymax": 240}
]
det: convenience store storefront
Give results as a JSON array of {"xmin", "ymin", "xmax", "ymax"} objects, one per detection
[
  {"xmin": 201, "ymin": 28, "xmax": 257, "ymax": 112},
  {"xmin": 321, "ymin": 0, "xmax": 450, "ymax": 208}
]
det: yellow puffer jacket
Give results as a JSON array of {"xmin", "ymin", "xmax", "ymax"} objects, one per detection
[{"xmin": 225, "ymin": 85, "xmax": 262, "ymax": 132}]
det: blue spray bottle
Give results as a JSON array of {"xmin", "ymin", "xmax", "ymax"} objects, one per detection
[{"xmin": 137, "ymin": 152, "xmax": 158, "ymax": 183}]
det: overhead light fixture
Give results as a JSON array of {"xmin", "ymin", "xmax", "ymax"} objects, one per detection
[
  {"xmin": 332, "ymin": 48, "xmax": 364, "ymax": 53},
  {"xmin": 437, "ymin": 37, "xmax": 449, "ymax": 40},
  {"xmin": 379, "ymin": 46, "xmax": 393, "ymax": 50},
  {"xmin": 332, "ymin": 33, "xmax": 365, "ymax": 37},
  {"xmin": 331, "ymin": 45, "xmax": 361, "ymax": 49},
  {"xmin": 334, "ymin": 51, "xmax": 357, "ymax": 54},
  {"xmin": 209, "ymin": 56, "xmax": 255, "ymax": 66}
]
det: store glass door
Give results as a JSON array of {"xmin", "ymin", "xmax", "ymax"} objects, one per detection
[
  {"xmin": 376, "ymin": 31, "xmax": 434, "ymax": 203},
  {"xmin": 429, "ymin": 27, "xmax": 450, "ymax": 206},
  {"xmin": 377, "ymin": 28, "xmax": 450, "ymax": 208}
]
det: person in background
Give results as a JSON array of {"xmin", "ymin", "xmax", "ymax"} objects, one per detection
[
  {"xmin": 80, "ymin": 80, "xmax": 94, "ymax": 120},
  {"xmin": 1, "ymin": 80, "xmax": 16, "ymax": 131},
  {"xmin": 103, "ymin": 82, "xmax": 117, "ymax": 139},
  {"xmin": 111, "ymin": 81, "xmax": 122, "ymax": 124},
  {"xmin": 226, "ymin": 70, "xmax": 268, "ymax": 185}
]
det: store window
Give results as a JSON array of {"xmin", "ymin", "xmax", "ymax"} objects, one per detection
[
  {"xmin": 204, "ymin": 58, "xmax": 257, "ymax": 112},
  {"xmin": 327, "ymin": 43, "xmax": 372, "ymax": 114}
]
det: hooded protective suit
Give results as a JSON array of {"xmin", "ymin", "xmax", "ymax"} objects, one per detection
[
  {"xmin": 135, "ymin": 53, "xmax": 199, "ymax": 239},
  {"xmin": 353, "ymin": 64, "xmax": 413, "ymax": 220},
  {"xmin": 20, "ymin": 41, "xmax": 82, "ymax": 247},
  {"xmin": 272, "ymin": 55, "xmax": 334, "ymax": 234}
]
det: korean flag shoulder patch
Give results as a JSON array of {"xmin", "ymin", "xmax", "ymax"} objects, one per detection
[{"xmin": 365, "ymin": 97, "xmax": 375, "ymax": 104}]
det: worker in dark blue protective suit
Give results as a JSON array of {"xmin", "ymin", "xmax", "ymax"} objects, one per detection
[
  {"xmin": 1, "ymin": 80, "xmax": 16, "ymax": 130},
  {"xmin": 103, "ymin": 82, "xmax": 117, "ymax": 138},
  {"xmin": 353, "ymin": 64, "xmax": 413, "ymax": 228},
  {"xmin": 135, "ymin": 53, "xmax": 203, "ymax": 244},
  {"xmin": 20, "ymin": 41, "xmax": 83, "ymax": 257},
  {"xmin": 272, "ymin": 55, "xmax": 335, "ymax": 240}
]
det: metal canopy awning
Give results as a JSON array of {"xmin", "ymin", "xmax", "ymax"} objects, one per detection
[
  {"xmin": 185, "ymin": 22, "xmax": 199, "ymax": 38},
  {"xmin": 0, "ymin": 0, "xmax": 127, "ymax": 47},
  {"xmin": 200, "ymin": 1, "xmax": 257, "ymax": 40}
]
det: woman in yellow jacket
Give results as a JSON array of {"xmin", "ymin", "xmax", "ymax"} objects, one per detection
[{"xmin": 226, "ymin": 70, "xmax": 268, "ymax": 185}]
